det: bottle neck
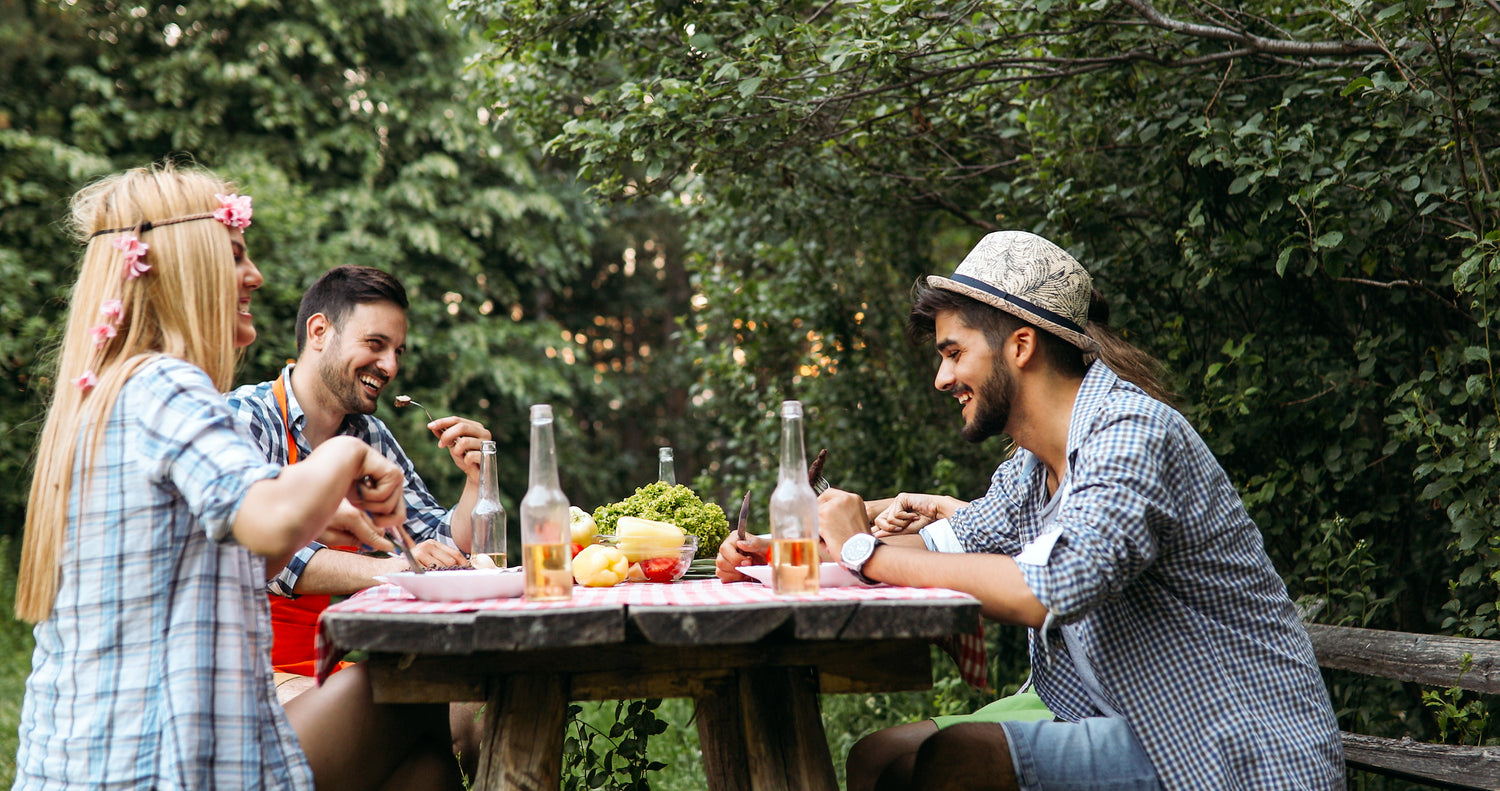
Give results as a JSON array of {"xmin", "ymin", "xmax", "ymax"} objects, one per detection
[
  {"xmin": 778, "ymin": 415, "xmax": 808, "ymax": 483},
  {"xmin": 479, "ymin": 447, "xmax": 499, "ymax": 499},
  {"xmin": 658, "ymin": 448, "xmax": 676, "ymax": 484},
  {"xmin": 528, "ymin": 420, "xmax": 561, "ymax": 490}
]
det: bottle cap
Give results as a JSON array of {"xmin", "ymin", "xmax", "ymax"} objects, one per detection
[
  {"xmin": 530, "ymin": 404, "xmax": 553, "ymax": 422},
  {"xmin": 781, "ymin": 400, "xmax": 803, "ymax": 419}
]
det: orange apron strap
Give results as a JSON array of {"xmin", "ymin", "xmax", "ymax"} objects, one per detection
[
  {"xmin": 270, "ymin": 367, "xmax": 340, "ymax": 676},
  {"xmin": 271, "ymin": 373, "xmax": 299, "ymax": 465}
]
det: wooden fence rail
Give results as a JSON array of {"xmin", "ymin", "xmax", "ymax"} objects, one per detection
[{"xmin": 1306, "ymin": 623, "xmax": 1500, "ymax": 790}]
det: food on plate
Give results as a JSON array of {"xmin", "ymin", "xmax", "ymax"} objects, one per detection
[
  {"xmin": 592, "ymin": 482, "xmax": 729, "ymax": 560},
  {"xmin": 470, "ymin": 553, "xmax": 499, "ymax": 570},
  {"xmin": 572, "ymin": 544, "xmax": 630, "ymax": 587}
]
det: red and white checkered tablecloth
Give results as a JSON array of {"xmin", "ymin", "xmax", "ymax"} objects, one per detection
[{"xmin": 316, "ymin": 579, "xmax": 989, "ymax": 688}]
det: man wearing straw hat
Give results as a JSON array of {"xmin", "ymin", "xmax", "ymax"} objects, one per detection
[{"xmin": 817, "ymin": 231, "xmax": 1344, "ymax": 790}]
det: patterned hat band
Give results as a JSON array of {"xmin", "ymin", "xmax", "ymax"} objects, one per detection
[
  {"xmin": 945, "ymin": 273, "xmax": 1087, "ymax": 337},
  {"xmin": 927, "ymin": 230, "xmax": 1099, "ymax": 353}
]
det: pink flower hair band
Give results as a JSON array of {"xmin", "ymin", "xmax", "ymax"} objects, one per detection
[{"xmin": 78, "ymin": 194, "xmax": 253, "ymax": 391}]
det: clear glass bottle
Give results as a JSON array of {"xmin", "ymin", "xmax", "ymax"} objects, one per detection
[
  {"xmin": 768, "ymin": 400, "xmax": 820, "ymax": 595},
  {"xmin": 472, "ymin": 440, "xmax": 507, "ymax": 568},
  {"xmin": 657, "ymin": 446, "xmax": 676, "ymax": 485},
  {"xmin": 520, "ymin": 404, "xmax": 572, "ymax": 601}
]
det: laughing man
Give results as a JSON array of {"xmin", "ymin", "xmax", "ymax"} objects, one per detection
[
  {"xmin": 816, "ymin": 232, "xmax": 1344, "ymax": 791},
  {"xmin": 227, "ymin": 265, "xmax": 489, "ymax": 698}
]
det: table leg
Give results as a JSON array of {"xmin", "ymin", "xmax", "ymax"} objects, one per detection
[
  {"xmin": 739, "ymin": 667, "xmax": 839, "ymax": 791},
  {"xmin": 473, "ymin": 673, "xmax": 569, "ymax": 791},
  {"xmin": 695, "ymin": 677, "xmax": 752, "ymax": 791}
]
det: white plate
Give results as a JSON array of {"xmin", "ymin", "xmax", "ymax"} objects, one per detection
[
  {"xmin": 736, "ymin": 562, "xmax": 865, "ymax": 588},
  {"xmin": 375, "ymin": 568, "xmax": 526, "ymax": 601}
]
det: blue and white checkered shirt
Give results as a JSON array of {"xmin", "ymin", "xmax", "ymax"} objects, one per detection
[
  {"xmin": 950, "ymin": 363, "xmax": 1344, "ymax": 790},
  {"xmin": 226, "ymin": 365, "xmax": 455, "ymax": 596},
  {"xmin": 16, "ymin": 356, "xmax": 313, "ymax": 790}
]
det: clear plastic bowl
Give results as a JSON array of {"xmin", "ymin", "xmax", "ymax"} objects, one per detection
[{"xmin": 592, "ymin": 533, "xmax": 699, "ymax": 583}]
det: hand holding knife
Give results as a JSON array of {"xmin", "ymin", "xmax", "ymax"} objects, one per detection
[
  {"xmin": 360, "ymin": 474, "xmax": 426, "ymax": 574},
  {"xmin": 733, "ymin": 448, "xmax": 829, "ymax": 561}
]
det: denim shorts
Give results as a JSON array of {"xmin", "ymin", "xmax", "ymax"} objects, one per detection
[{"xmin": 999, "ymin": 717, "xmax": 1161, "ymax": 790}]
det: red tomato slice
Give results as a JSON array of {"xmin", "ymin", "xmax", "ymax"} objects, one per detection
[{"xmin": 639, "ymin": 556, "xmax": 679, "ymax": 583}]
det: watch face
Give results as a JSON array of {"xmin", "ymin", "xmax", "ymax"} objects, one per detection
[{"xmin": 843, "ymin": 533, "xmax": 876, "ymax": 567}]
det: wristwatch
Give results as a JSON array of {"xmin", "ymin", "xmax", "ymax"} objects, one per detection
[{"xmin": 840, "ymin": 533, "xmax": 884, "ymax": 585}]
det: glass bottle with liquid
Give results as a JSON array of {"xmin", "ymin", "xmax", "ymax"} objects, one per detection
[
  {"xmin": 658, "ymin": 446, "xmax": 676, "ymax": 485},
  {"xmin": 472, "ymin": 440, "xmax": 507, "ymax": 568},
  {"xmin": 521, "ymin": 404, "xmax": 572, "ymax": 601},
  {"xmin": 768, "ymin": 400, "xmax": 820, "ymax": 595}
]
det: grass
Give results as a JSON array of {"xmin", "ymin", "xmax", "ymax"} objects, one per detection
[
  {"xmin": 570, "ymin": 689, "xmax": 952, "ymax": 789},
  {"xmin": 1, "ymin": 537, "xmax": 34, "ymax": 787},
  {"xmin": 566, "ymin": 638, "xmax": 1023, "ymax": 789}
]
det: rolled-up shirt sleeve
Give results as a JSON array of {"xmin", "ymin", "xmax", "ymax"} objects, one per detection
[
  {"xmin": 949, "ymin": 458, "xmax": 1030, "ymax": 556},
  {"xmin": 138, "ymin": 362, "xmax": 283, "ymax": 544},
  {"xmin": 1016, "ymin": 410, "xmax": 1173, "ymax": 623},
  {"xmin": 266, "ymin": 541, "xmax": 324, "ymax": 597}
]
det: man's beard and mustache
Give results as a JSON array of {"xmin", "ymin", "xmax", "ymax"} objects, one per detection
[
  {"xmin": 317, "ymin": 354, "xmax": 384, "ymax": 416},
  {"xmin": 960, "ymin": 362, "xmax": 1016, "ymax": 444}
]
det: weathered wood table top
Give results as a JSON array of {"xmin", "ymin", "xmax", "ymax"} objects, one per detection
[{"xmin": 318, "ymin": 579, "xmax": 982, "ymax": 791}]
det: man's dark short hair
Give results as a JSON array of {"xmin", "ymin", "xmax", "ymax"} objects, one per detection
[
  {"xmin": 908, "ymin": 278, "xmax": 1085, "ymax": 376},
  {"xmin": 296, "ymin": 266, "xmax": 409, "ymax": 353}
]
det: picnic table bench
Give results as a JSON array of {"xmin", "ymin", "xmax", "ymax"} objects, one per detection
[{"xmin": 1306, "ymin": 623, "xmax": 1500, "ymax": 789}]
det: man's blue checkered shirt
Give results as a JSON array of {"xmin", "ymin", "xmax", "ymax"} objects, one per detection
[
  {"xmin": 950, "ymin": 363, "xmax": 1344, "ymax": 790},
  {"xmin": 226, "ymin": 365, "xmax": 456, "ymax": 596}
]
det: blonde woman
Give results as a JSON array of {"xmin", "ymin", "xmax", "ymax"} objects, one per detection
[{"xmin": 13, "ymin": 165, "xmax": 462, "ymax": 790}]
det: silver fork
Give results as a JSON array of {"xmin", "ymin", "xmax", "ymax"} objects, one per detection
[
  {"xmin": 393, "ymin": 396, "xmax": 435, "ymax": 426},
  {"xmin": 809, "ymin": 448, "xmax": 830, "ymax": 493}
]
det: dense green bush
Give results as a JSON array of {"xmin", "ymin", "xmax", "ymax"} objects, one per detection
[
  {"xmin": 460, "ymin": 0, "xmax": 1498, "ymax": 757},
  {"xmin": 7, "ymin": 0, "xmax": 1499, "ymax": 785}
]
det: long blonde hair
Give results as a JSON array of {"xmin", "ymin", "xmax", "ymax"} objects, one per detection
[{"xmin": 16, "ymin": 164, "xmax": 242, "ymax": 623}]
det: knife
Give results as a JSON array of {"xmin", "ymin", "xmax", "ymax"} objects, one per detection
[
  {"xmin": 363, "ymin": 474, "xmax": 425, "ymax": 574},
  {"xmin": 736, "ymin": 489, "xmax": 751, "ymax": 543},
  {"xmin": 387, "ymin": 523, "xmax": 427, "ymax": 574}
]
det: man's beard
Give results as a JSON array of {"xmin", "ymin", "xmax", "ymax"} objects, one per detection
[
  {"xmin": 960, "ymin": 363, "xmax": 1016, "ymax": 443},
  {"xmin": 317, "ymin": 356, "xmax": 380, "ymax": 416}
]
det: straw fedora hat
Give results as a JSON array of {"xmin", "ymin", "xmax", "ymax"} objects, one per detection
[{"xmin": 927, "ymin": 231, "xmax": 1100, "ymax": 353}]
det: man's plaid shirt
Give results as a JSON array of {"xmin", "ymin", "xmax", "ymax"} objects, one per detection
[
  {"xmin": 950, "ymin": 363, "xmax": 1344, "ymax": 790},
  {"xmin": 226, "ymin": 365, "xmax": 456, "ymax": 597}
]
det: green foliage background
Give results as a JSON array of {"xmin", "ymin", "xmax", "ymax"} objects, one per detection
[
  {"xmin": 454, "ymin": 0, "xmax": 1500, "ymax": 775},
  {"xmin": 3, "ymin": 0, "xmax": 1500, "ymax": 787}
]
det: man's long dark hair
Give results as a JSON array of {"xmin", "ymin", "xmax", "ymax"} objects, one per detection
[{"xmin": 908, "ymin": 279, "xmax": 1175, "ymax": 406}]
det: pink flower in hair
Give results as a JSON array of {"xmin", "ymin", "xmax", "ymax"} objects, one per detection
[
  {"xmin": 213, "ymin": 193, "xmax": 253, "ymax": 229},
  {"xmin": 113, "ymin": 234, "xmax": 151, "ymax": 279},
  {"xmin": 101, "ymin": 299, "xmax": 123, "ymax": 320},
  {"xmin": 75, "ymin": 370, "xmax": 99, "ymax": 391},
  {"xmin": 88, "ymin": 323, "xmax": 118, "ymax": 348}
]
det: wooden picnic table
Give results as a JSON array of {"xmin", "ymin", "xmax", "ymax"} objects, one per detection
[{"xmin": 316, "ymin": 578, "xmax": 982, "ymax": 791}]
